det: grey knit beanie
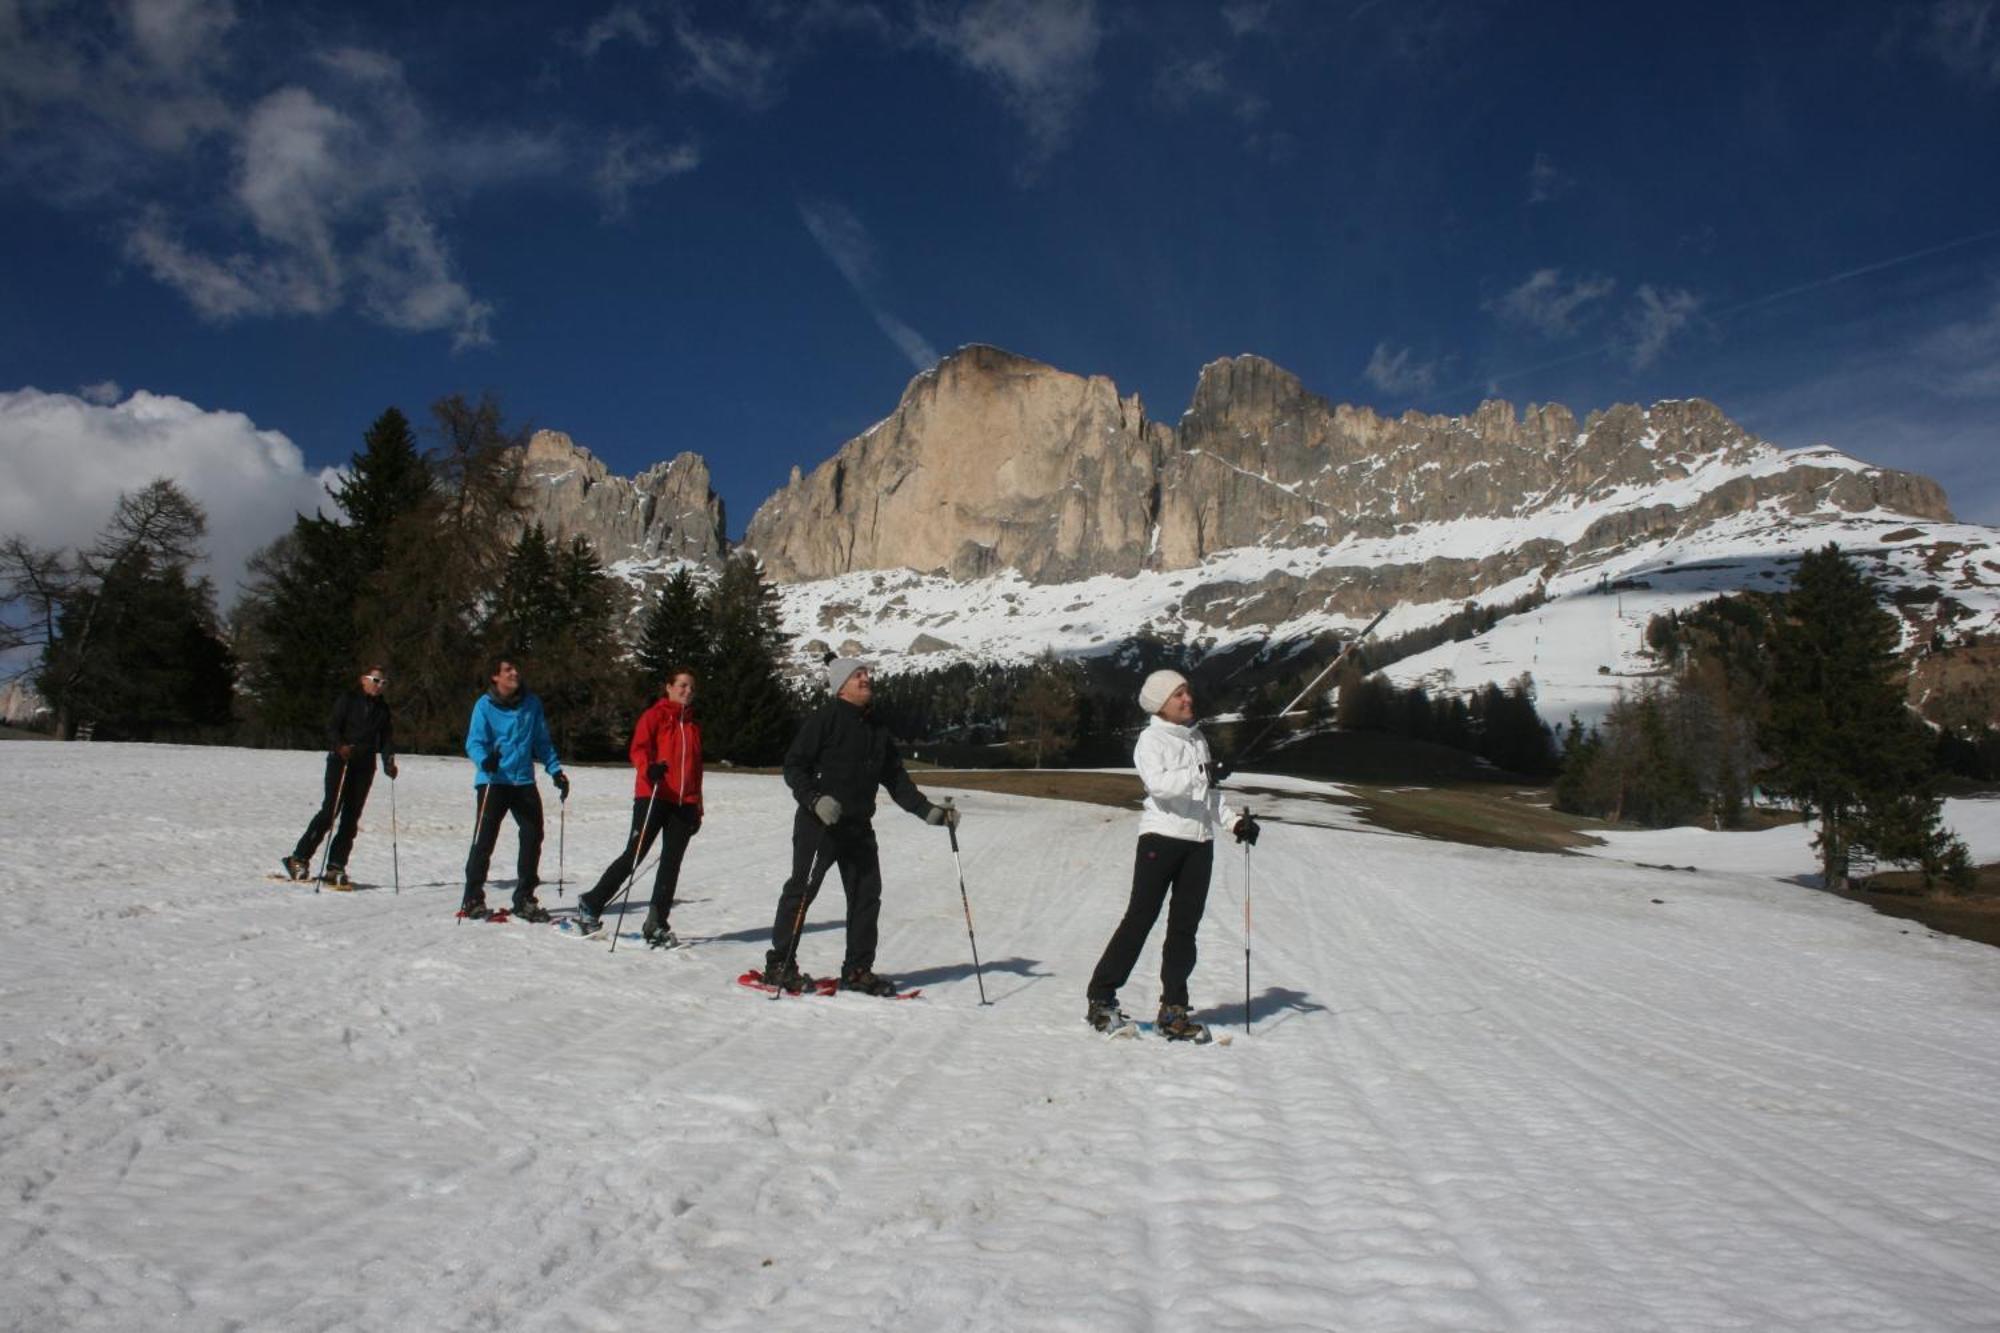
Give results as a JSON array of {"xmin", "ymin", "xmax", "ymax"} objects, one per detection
[{"xmin": 827, "ymin": 655, "xmax": 871, "ymax": 696}]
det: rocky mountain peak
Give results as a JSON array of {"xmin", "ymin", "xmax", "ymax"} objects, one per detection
[
  {"xmin": 511, "ymin": 429, "xmax": 725, "ymax": 567},
  {"xmin": 742, "ymin": 349, "xmax": 1954, "ymax": 587}
]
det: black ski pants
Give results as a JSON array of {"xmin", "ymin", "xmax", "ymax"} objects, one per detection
[
  {"xmin": 581, "ymin": 798, "xmax": 697, "ymax": 921},
  {"xmin": 464, "ymin": 782, "xmax": 544, "ymax": 908},
  {"xmin": 293, "ymin": 753, "xmax": 375, "ymax": 870},
  {"xmin": 768, "ymin": 809, "xmax": 882, "ymax": 973},
  {"xmin": 1088, "ymin": 833, "xmax": 1214, "ymax": 1008}
]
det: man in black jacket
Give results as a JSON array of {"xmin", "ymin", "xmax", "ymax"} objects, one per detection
[
  {"xmin": 763, "ymin": 655, "xmax": 959, "ymax": 994},
  {"xmin": 282, "ymin": 665, "xmax": 398, "ymax": 887}
]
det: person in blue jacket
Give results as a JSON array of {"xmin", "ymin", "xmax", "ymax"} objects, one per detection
[{"xmin": 461, "ymin": 657, "xmax": 568, "ymax": 921}]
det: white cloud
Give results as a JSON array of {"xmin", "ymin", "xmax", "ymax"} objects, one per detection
[
  {"xmin": 574, "ymin": 3, "xmax": 661, "ymax": 58},
  {"xmin": 916, "ymin": 0, "xmax": 1103, "ymax": 173},
  {"xmin": 1906, "ymin": 0, "xmax": 2000, "ymax": 85},
  {"xmin": 78, "ymin": 380, "xmax": 124, "ymax": 406},
  {"xmin": 119, "ymin": 72, "xmax": 531, "ymax": 350},
  {"xmin": 799, "ymin": 197, "xmax": 938, "ymax": 370},
  {"xmin": 594, "ymin": 130, "xmax": 701, "ymax": 221},
  {"xmin": 669, "ymin": 9, "xmax": 784, "ymax": 107},
  {"xmin": 1221, "ymin": 1, "xmax": 1278, "ymax": 38},
  {"xmin": 0, "ymin": 387, "xmax": 340, "ymax": 600},
  {"xmin": 1487, "ymin": 268, "xmax": 1617, "ymax": 338},
  {"xmin": 1362, "ymin": 342, "xmax": 1441, "ymax": 396},
  {"xmin": 1916, "ymin": 284, "xmax": 2000, "ymax": 395},
  {"xmin": 1627, "ymin": 284, "xmax": 1702, "ymax": 369},
  {"xmin": 1526, "ymin": 150, "xmax": 1572, "ymax": 205}
]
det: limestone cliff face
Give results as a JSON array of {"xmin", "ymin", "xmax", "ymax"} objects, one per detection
[
  {"xmin": 743, "ymin": 346, "xmax": 1952, "ymax": 584},
  {"xmin": 511, "ymin": 430, "xmax": 725, "ymax": 566},
  {"xmin": 745, "ymin": 346, "xmax": 1169, "ymax": 582}
]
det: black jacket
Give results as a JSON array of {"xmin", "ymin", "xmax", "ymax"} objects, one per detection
[
  {"xmin": 327, "ymin": 690, "xmax": 396, "ymax": 772},
  {"xmin": 783, "ymin": 699, "xmax": 929, "ymax": 823}
]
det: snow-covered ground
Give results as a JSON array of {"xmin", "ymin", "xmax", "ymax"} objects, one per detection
[{"xmin": 5, "ymin": 743, "xmax": 2000, "ymax": 1331}]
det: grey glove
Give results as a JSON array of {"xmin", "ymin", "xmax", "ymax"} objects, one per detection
[
  {"xmin": 812, "ymin": 794, "xmax": 842, "ymax": 826},
  {"xmin": 925, "ymin": 803, "xmax": 960, "ymax": 830}
]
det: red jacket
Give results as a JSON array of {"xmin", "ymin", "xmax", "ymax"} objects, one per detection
[{"xmin": 630, "ymin": 697, "xmax": 703, "ymax": 807}]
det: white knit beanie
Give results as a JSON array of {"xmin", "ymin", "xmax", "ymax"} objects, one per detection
[
  {"xmin": 1138, "ymin": 669, "xmax": 1188, "ymax": 715},
  {"xmin": 827, "ymin": 656, "xmax": 871, "ymax": 695}
]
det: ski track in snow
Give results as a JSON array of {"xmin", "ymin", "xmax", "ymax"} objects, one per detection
[{"xmin": 4, "ymin": 745, "xmax": 2000, "ymax": 1330}]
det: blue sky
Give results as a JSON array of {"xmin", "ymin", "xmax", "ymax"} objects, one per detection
[{"xmin": 4, "ymin": 0, "xmax": 1999, "ymax": 590}]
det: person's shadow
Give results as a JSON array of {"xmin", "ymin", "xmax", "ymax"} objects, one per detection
[{"xmin": 1193, "ymin": 986, "xmax": 1326, "ymax": 1031}]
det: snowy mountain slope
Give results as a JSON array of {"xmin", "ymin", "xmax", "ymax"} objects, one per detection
[
  {"xmin": 780, "ymin": 502, "xmax": 2000, "ymax": 728},
  {"xmin": 5, "ymin": 743, "xmax": 2000, "ymax": 1330}
]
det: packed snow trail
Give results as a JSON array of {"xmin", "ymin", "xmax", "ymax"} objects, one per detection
[{"xmin": 4, "ymin": 744, "xmax": 2000, "ymax": 1330}]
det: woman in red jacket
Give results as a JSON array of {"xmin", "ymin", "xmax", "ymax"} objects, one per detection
[{"xmin": 575, "ymin": 668, "xmax": 704, "ymax": 945}]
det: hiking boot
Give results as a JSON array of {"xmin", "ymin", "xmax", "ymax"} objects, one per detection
[
  {"xmin": 1087, "ymin": 997, "xmax": 1133, "ymax": 1034},
  {"xmin": 513, "ymin": 898, "xmax": 552, "ymax": 924},
  {"xmin": 761, "ymin": 955, "xmax": 814, "ymax": 993},
  {"xmin": 321, "ymin": 865, "xmax": 353, "ymax": 890},
  {"xmin": 572, "ymin": 903, "xmax": 604, "ymax": 935},
  {"xmin": 458, "ymin": 900, "xmax": 491, "ymax": 921},
  {"xmin": 1156, "ymin": 1003, "xmax": 1209, "ymax": 1043},
  {"xmin": 643, "ymin": 917, "xmax": 680, "ymax": 949},
  {"xmin": 282, "ymin": 856, "xmax": 310, "ymax": 881},
  {"xmin": 838, "ymin": 965, "xmax": 898, "ymax": 997}
]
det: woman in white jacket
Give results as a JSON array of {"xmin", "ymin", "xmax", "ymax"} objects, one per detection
[{"xmin": 1086, "ymin": 669, "xmax": 1259, "ymax": 1040}]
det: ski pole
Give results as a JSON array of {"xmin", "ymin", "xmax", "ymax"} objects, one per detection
[
  {"xmin": 1233, "ymin": 606, "xmax": 1391, "ymax": 767},
  {"xmin": 390, "ymin": 771, "xmax": 400, "ymax": 896},
  {"xmin": 606, "ymin": 786, "xmax": 660, "ymax": 955},
  {"xmin": 1242, "ymin": 836, "xmax": 1253, "ymax": 1037},
  {"xmin": 557, "ymin": 796, "xmax": 566, "ymax": 900},
  {"xmin": 942, "ymin": 797, "xmax": 988, "ymax": 1005},
  {"xmin": 315, "ymin": 760, "xmax": 350, "ymax": 895},
  {"xmin": 776, "ymin": 821, "xmax": 836, "ymax": 999},
  {"xmin": 464, "ymin": 780, "xmax": 494, "ymax": 925}
]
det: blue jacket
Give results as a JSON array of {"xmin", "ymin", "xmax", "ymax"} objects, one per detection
[{"xmin": 466, "ymin": 689, "xmax": 562, "ymax": 787}]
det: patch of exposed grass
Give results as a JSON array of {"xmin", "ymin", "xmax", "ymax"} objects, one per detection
[{"xmin": 919, "ymin": 768, "xmax": 1603, "ymax": 855}]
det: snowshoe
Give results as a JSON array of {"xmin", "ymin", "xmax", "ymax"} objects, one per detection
[
  {"xmin": 571, "ymin": 906, "xmax": 605, "ymax": 936},
  {"xmin": 281, "ymin": 856, "xmax": 310, "ymax": 882},
  {"xmin": 838, "ymin": 965, "xmax": 900, "ymax": 997},
  {"xmin": 1156, "ymin": 1004, "xmax": 1211, "ymax": 1044},
  {"xmin": 1087, "ymin": 998, "xmax": 1137, "ymax": 1037},
  {"xmin": 321, "ymin": 865, "xmax": 353, "ymax": 891},
  {"xmin": 644, "ymin": 924, "xmax": 681, "ymax": 950},
  {"xmin": 760, "ymin": 957, "xmax": 816, "ymax": 994},
  {"xmin": 513, "ymin": 899, "xmax": 552, "ymax": 924},
  {"xmin": 458, "ymin": 901, "xmax": 492, "ymax": 921}
]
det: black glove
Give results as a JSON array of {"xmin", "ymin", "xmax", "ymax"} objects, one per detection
[
  {"xmin": 925, "ymin": 803, "xmax": 960, "ymax": 830},
  {"xmin": 1206, "ymin": 760, "xmax": 1232, "ymax": 784},
  {"xmin": 646, "ymin": 761, "xmax": 667, "ymax": 786},
  {"xmin": 384, "ymin": 759, "xmax": 399, "ymax": 780},
  {"xmin": 1233, "ymin": 813, "xmax": 1261, "ymax": 846},
  {"xmin": 686, "ymin": 809, "xmax": 702, "ymax": 835},
  {"xmin": 335, "ymin": 743, "xmax": 354, "ymax": 761},
  {"xmin": 553, "ymin": 771, "xmax": 570, "ymax": 801},
  {"xmin": 482, "ymin": 751, "xmax": 500, "ymax": 774}
]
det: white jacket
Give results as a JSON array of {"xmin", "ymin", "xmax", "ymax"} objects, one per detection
[{"xmin": 1135, "ymin": 715, "xmax": 1238, "ymax": 842}]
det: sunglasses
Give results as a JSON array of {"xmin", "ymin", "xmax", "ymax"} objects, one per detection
[{"xmin": 364, "ymin": 675, "xmax": 388, "ymax": 685}]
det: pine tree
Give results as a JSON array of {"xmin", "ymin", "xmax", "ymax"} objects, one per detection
[
  {"xmin": 1761, "ymin": 545, "xmax": 1951, "ymax": 889},
  {"xmin": 1007, "ymin": 652, "xmax": 1081, "ymax": 767},
  {"xmin": 235, "ymin": 407, "xmax": 434, "ymax": 744},
  {"xmin": 700, "ymin": 551, "xmax": 797, "ymax": 764},
  {"xmin": 636, "ymin": 566, "xmax": 713, "ymax": 689},
  {"xmin": 33, "ymin": 480, "xmax": 232, "ymax": 740},
  {"xmin": 362, "ymin": 393, "xmax": 527, "ymax": 750}
]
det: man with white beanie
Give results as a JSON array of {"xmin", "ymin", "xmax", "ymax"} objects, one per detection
[
  {"xmin": 761, "ymin": 653, "xmax": 960, "ymax": 995},
  {"xmin": 1085, "ymin": 668, "xmax": 1259, "ymax": 1040}
]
